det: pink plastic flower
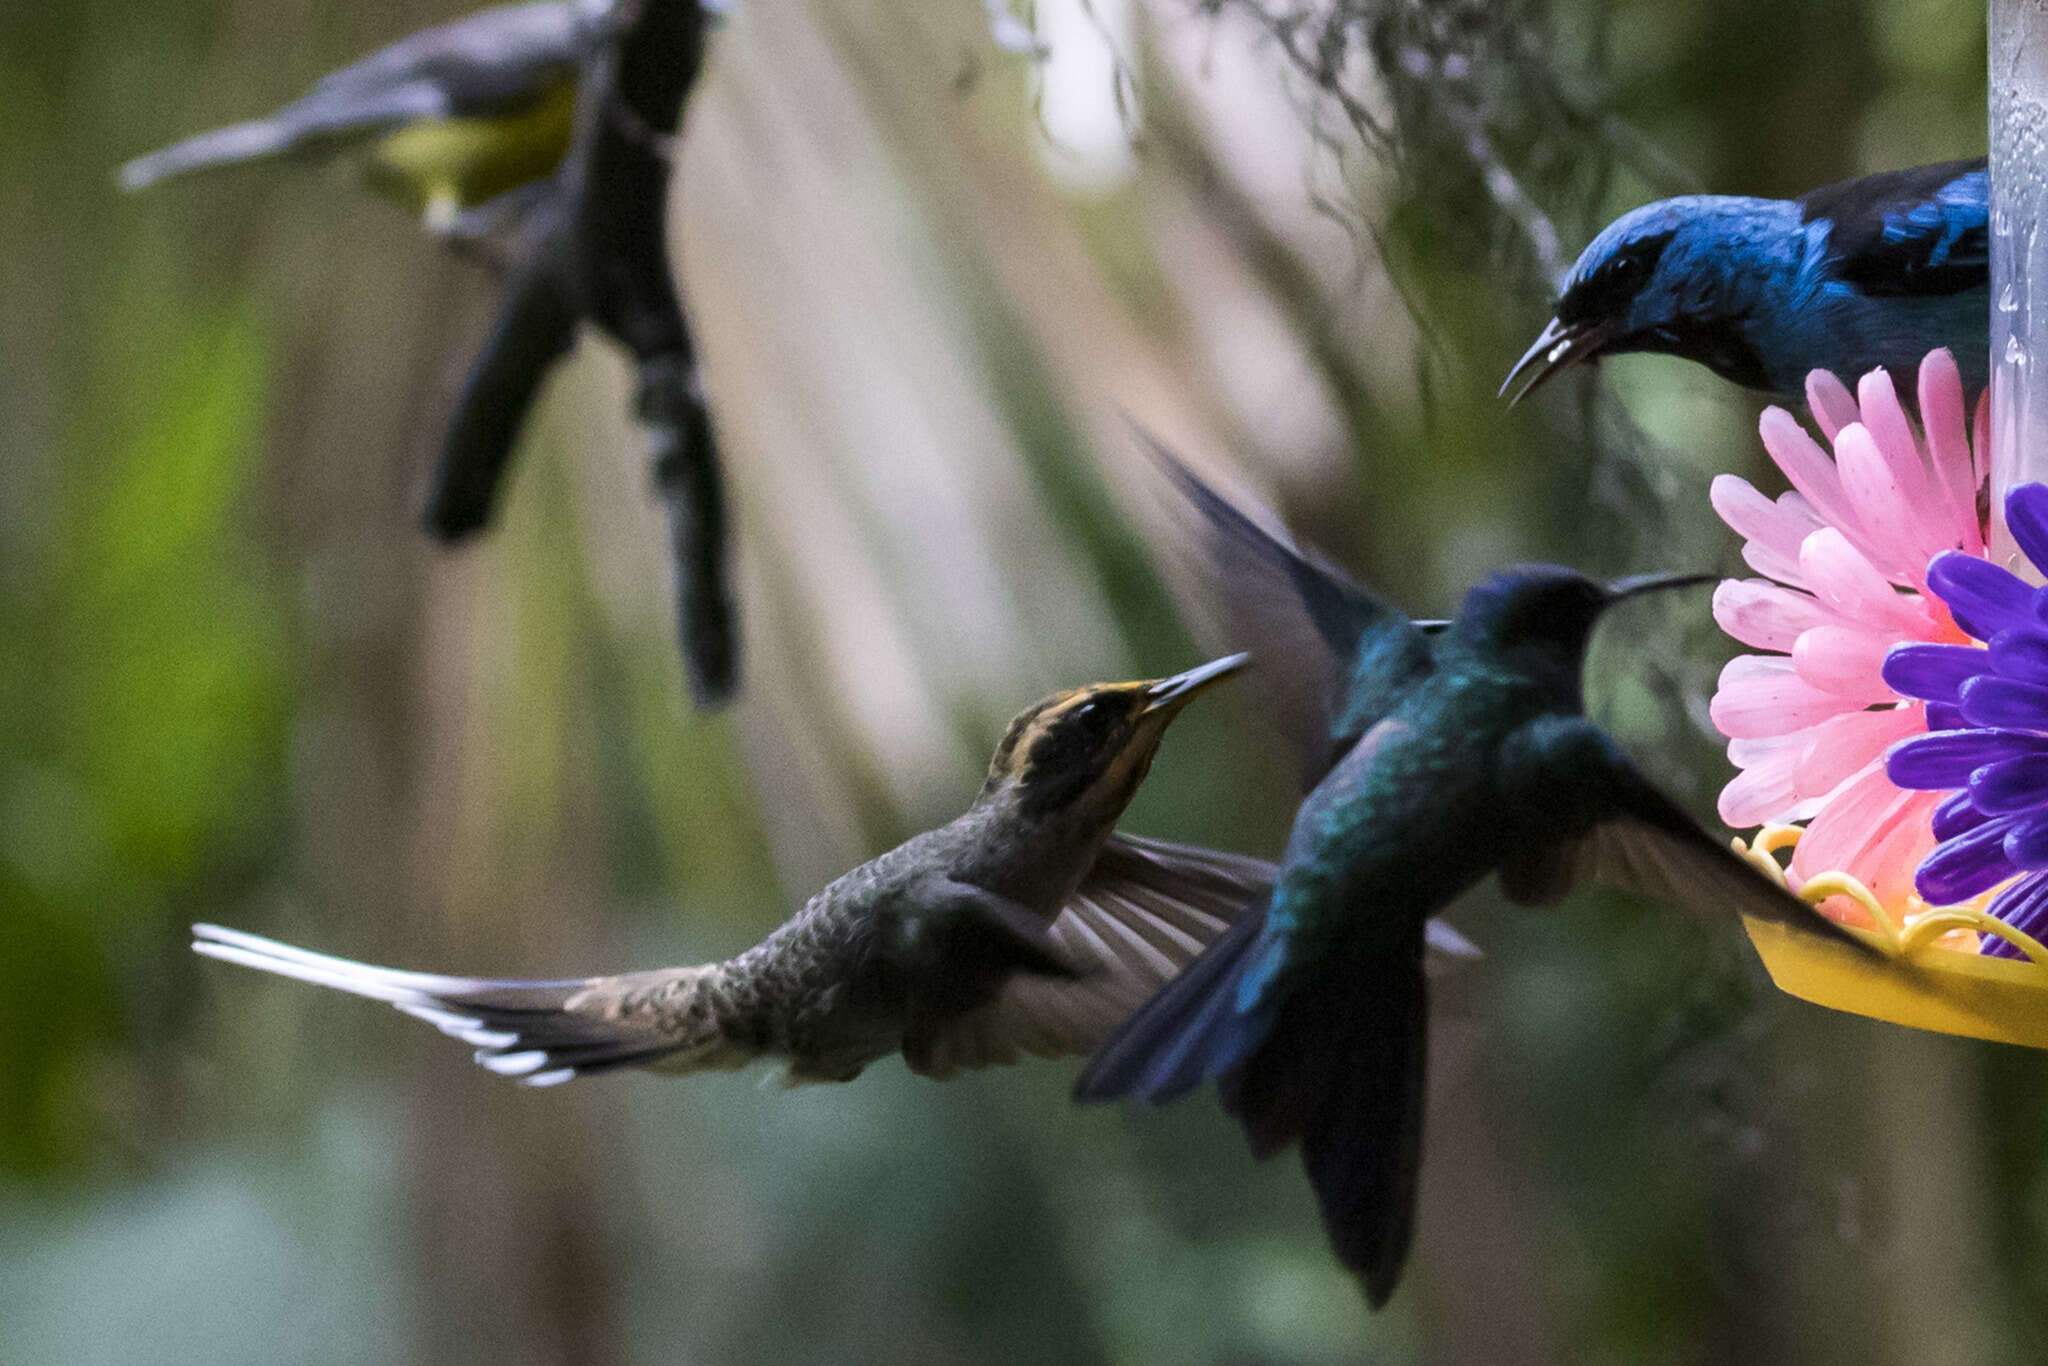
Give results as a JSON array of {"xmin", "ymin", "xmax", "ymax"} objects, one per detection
[{"xmin": 1709, "ymin": 350, "xmax": 1987, "ymax": 922}]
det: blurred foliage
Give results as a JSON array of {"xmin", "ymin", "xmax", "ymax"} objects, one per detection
[{"xmin": 0, "ymin": 0, "xmax": 2034, "ymax": 1362}]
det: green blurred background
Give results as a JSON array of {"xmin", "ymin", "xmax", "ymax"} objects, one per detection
[{"xmin": 2, "ymin": 0, "xmax": 2036, "ymax": 1361}]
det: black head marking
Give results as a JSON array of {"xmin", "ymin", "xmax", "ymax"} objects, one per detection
[
  {"xmin": 1011, "ymin": 691, "xmax": 1148, "ymax": 816},
  {"xmin": 1633, "ymin": 314, "xmax": 1772, "ymax": 390}
]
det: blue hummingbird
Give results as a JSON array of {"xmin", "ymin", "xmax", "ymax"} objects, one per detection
[
  {"xmin": 1502, "ymin": 158, "xmax": 1987, "ymax": 404},
  {"xmin": 1075, "ymin": 437, "xmax": 1873, "ymax": 1306}
]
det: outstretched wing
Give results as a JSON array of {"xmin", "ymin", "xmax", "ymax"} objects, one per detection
[
  {"xmin": 905, "ymin": 835, "xmax": 1267, "ymax": 1078},
  {"xmin": 1134, "ymin": 428, "xmax": 1425, "ymax": 786},
  {"xmin": 912, "ymin": 830, "xmax": 1478, "ymax": 1080},
  {"xmin": 1803, "ymin": 158, "xmax": 1988, "ymax": 299}
]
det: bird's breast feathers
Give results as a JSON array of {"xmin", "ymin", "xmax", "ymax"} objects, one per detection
[{"xmin": 366, "ymin": 76, "xmax": 577, "ymax": 212}]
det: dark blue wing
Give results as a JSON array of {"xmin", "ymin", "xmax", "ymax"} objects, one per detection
[{"xmin": 1802, "ymin": 158, "xmax": 1988, "ymax": 298}]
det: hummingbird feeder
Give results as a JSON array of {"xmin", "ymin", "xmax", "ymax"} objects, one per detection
[{"xmin": 1700, "ymin": 0, "xmax": 2048, "ymax": 1048}]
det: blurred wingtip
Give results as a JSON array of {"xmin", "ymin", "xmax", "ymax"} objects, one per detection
[{"xmin": 1117, "ymin": 416, "xmax": 1216, "ymax": 503}]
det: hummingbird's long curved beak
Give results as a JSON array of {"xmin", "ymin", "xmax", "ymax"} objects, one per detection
[
  {"xmin": 1499, "ymin": 316, "xmax": 1615, "ymax": 405},
  {"xmin": 1605, "ymin": 571, "xmax": 1718, "ymax": 605},
  {"xmin": 1142, "ymin": 653, "xmax": 1251, "ymax": 714}
]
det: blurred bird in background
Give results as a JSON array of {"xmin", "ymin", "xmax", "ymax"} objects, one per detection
[
  {"xmin": 122, "ymin": 0, "xmax": 746, "ymax": 706},
  {"xmin": 1502, "ymin": 158, "xmax": 1987, "ymax": 404},
  {"xmin": 1076, "ymin": 439, "xmax": 1872, "ymax": 1307},
  {"xmin": 118, "ymin": 0, "xmax": 604, "ymax": 237},
  {"xmin": 196, "ymin": 657, "xmax": 1279, "ymax": 1085}
]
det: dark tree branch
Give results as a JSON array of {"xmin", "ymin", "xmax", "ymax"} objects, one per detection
[
  {"xmin": 425, "ymin": 197, "xmax": 581, "ymax": 540},
  {"xmin": 429, "ymin": 0, "xmax": 736, "ymax": 708}
]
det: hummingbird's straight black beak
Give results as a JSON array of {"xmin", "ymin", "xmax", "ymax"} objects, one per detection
[
  {"xmin": 1499, "ymin": 316, "xmax": 1613, "ymax": 405},
  {"xmin": 1604, "ymin": 571, "xmax": 1718, "ymax": 605},
  {"xmin": 1142, "ymin": 653, "xmax": 1251, "ymax": 714}
]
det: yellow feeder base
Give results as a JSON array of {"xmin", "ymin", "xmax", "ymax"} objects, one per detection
[{"xmin": 1734, "ymin": 825, "xmax": 2048, "ymax": 1050}]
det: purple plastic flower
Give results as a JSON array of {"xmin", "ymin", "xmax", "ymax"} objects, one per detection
[{"xmin": 1885, "ymin": 482, "xmax": 2048, "ymax": 956}]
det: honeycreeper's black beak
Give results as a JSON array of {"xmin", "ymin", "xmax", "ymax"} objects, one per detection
[
  {"xmin": 1142, "ymin": 653, "xmax": 1250, "ymax": 714},
  {"xmin": 1499, "ymin": 316, "xmax": 1616, "ymax": 405},
  {"xmin": 1604, "ymin": 571, "xmax": 1718, "ymax": 605}
]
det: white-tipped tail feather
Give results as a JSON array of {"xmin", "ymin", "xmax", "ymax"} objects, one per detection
[{"xmin": 191, "ymin": 924, "xmax": 697, "ymax": 1086}]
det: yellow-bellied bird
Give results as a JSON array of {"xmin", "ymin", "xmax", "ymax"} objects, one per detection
[{"xmin": 119, "ymin": 1, "xmax": 608, "ymax": 234}]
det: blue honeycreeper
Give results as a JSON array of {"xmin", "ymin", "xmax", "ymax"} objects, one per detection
[
  {"xmin": 1075, "ymin": 435, "xmax": 1876, "ymax": 1307},
  {"xmin": 1502, "ymin": 158, "xmax": 1987, "ymax": 404}
]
